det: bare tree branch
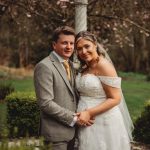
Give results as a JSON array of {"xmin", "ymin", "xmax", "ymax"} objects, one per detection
[{"xmin": 90, "ymin": 14, "xmax": 150, "ymax": 34}]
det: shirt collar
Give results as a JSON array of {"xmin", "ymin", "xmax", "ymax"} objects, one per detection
[{"xmin": 52, "ymin": 51, "xmax": 68, "ymax": 63}]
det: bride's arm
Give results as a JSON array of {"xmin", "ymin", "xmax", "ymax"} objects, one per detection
[
  {"xmin": 87, "ymin": 84, "xmax": 121, "ymax": 118},
  {"xmin": 78, "ymin": 85, "xmax": 121, "ymax": 124}
]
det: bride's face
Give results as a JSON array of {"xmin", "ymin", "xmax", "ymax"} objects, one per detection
[{"xmin": 76, "ymin": 38, "xmax": 98, "ymax": 62}]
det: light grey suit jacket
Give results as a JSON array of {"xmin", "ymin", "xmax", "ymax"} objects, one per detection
[{"xmin": 34, "ymin": 52, "xmax": 77, "ymax": 142}]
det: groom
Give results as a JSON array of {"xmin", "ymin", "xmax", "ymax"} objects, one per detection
[{"xmin": 34, "ymin": 26, "xmax": 81, "ymax": 150}]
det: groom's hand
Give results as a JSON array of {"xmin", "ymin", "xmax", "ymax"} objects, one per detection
[{"xmin": 76, "ymin": 117, "xmax": 94, "ymax": 126}]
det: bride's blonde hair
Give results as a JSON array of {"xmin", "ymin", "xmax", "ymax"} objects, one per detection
[{"xmin": 75, "ymin": 31, "xmax": 106, "ymax": 56}]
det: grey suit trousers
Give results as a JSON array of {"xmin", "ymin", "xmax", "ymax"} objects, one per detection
[{"xmin": 44, "ymin": 139, "xmax": 75, "ymax": 150}]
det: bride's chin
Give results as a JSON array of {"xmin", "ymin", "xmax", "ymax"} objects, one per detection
[
  {"xmin": 84, "ymin": 57, "xmax": 92, "ymax": 62},
  {"xmin": 85, "ymin": 60, "xmax": 91, "ymax": 64}
]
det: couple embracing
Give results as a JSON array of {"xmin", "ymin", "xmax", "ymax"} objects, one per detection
[{"xmin": 34, "ymin": 26, "xmax": 134, "ymax": 150}]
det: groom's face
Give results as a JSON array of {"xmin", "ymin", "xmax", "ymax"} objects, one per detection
[{"xmin": 53, "ymin": 34, "xmax": 75, "ymax": 60}]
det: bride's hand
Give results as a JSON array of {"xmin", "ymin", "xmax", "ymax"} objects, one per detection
[{"xmin": 76, "ymin": 111, "xmax": 95, "ymax": 126}]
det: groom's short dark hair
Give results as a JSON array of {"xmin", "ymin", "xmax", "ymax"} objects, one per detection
[{"xmin": 52, "ymin": 26, "xmax": 75, "ymax": 42}]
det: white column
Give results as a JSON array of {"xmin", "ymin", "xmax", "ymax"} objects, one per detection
[{"xmin": 75, "ymin": 0, "xmax": 88, "ymax": 34}]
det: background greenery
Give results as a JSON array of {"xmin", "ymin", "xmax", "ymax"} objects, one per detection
[
  {"xmin": 3, "ymin": 77, "xmax": 34, "ymax": 92},
  {"xmin": 6, "ymin": 91, "xmax": 39, "ymax": 138},
  {"xmin": 118, "ymin": 72, "xmax": 150, "ymax": 121}
]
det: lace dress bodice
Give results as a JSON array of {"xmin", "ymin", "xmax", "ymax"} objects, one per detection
[{"xmin": 76, "ymin": 73, "xmax": 121, "ymax": 101}]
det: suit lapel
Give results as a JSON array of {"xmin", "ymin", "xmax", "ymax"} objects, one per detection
[
  {"xmin": 69, "ymin": 61, "xmax": 75, "ymax": 87},
  {"xmin": 49, "ymin": 53, "xmax": 74, "ymax": 96}
]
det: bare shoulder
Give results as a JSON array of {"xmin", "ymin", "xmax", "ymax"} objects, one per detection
[{"xmin": 97, "ymin": 56, "xmax": 117, "ymax": 77}]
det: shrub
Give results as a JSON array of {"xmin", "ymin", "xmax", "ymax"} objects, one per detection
[
  {"xmin": 133, "ymin": 100, "xmax": 150, "ymax": 144},
  {"xmin": 0, "ymin": 83, "xmax": 15, "ymax": 100},
  {"xmin": 6, "ymin": 92, "xmax": 40, "ymax": 138},
  {"xmin": 0, "ymin": 102, "xmax": 8, "ymax": 139},
  {"xmin": 146, "ymin": 73, "xmax": 150, "ymax": 81},
  {"xmin": 0, "ymin": 138, "xmax": 46, "ymax": 150}
]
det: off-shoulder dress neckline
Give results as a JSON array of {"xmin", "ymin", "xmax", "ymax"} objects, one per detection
[{"xmin": 78, "ymin": 73, "xmax": 121, "ymax": 79}]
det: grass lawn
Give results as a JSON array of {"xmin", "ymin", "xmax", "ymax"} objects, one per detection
[
  {"xmin": 119, "ymin": 72, "xmax": 150, "ymax": 121},
  {"xmin": 2, "ymin": 77, "xmax": 34, "ymax": 92}
]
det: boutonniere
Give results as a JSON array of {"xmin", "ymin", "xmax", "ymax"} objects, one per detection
[
  {"xmin": 72, "ymin": 60, "xmax": 81, "ymax": 75},
  {"xmin": 73, "ymin": 61, "xmax": 80, "ymax": 70}
]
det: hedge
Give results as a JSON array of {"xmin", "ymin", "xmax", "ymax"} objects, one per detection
[
  {"xmin": 6, "ymin": 92, "xmax": 40, "ymax": 138},
  {"xmin": 0, "ymin": 83, "xmax": 14, "ymax": 100},
  {"xmin": 133, "ymin": 100, "xmax": 150, "ymax": 144}
]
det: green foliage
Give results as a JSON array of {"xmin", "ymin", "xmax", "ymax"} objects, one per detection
[
  {"xmin": 133, "ymin": 101, "xmax": 150, "ymax": 144},
  {"xmin": 0, "ymin": 142, "xmax": 34, "ymax": 150},
  {"xmin": 0, "ymin": 102, "xmax": 8, "ymax": 138},
  {"xmin": 0, "ymin": 137, "xmax": 47, "ymax": 150},
  {"xmin": 4, "ymin": 77, "xmax": 34, "ymax": 92},
  {"xmin": 119, "ymin": 72, "xmax": 150, "ymax": 121},
  {"xmin": 118, "ymin": 72, "xmax": 146, "ymax": 81},
  {"xmin": 146, "ymin": 73, "xmax": 150, "ymax": 81},
  {"xmin": 6, "ymin": 92, "xmax": 40, "ymax": 138},
  {"xmin": 0, "ymin": 82, "xmax": 15, "ymax": 100}
]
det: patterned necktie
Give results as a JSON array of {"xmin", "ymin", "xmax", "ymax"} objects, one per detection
[{"xmin": 63, "ymin": 60, "xmax": 71, "ymax": 81}]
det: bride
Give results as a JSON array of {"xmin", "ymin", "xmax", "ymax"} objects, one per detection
[{"xmin": 75, "ymin": 31, "xmax": 134, "ymax": 150}]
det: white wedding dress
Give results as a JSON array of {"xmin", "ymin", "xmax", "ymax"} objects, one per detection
[{"xmin": 76, "ymin": 73, "xmax": 131, "ymax": 150}]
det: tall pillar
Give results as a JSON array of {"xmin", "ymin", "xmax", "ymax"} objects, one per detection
[{"xmin": 75, "ymin": 0, "xmax": 88, "ymax": 34}]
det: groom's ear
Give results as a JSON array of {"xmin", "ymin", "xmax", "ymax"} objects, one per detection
[{"xmin": 52, "ymin": 42, "xmax": 56, "ymax": 50}]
